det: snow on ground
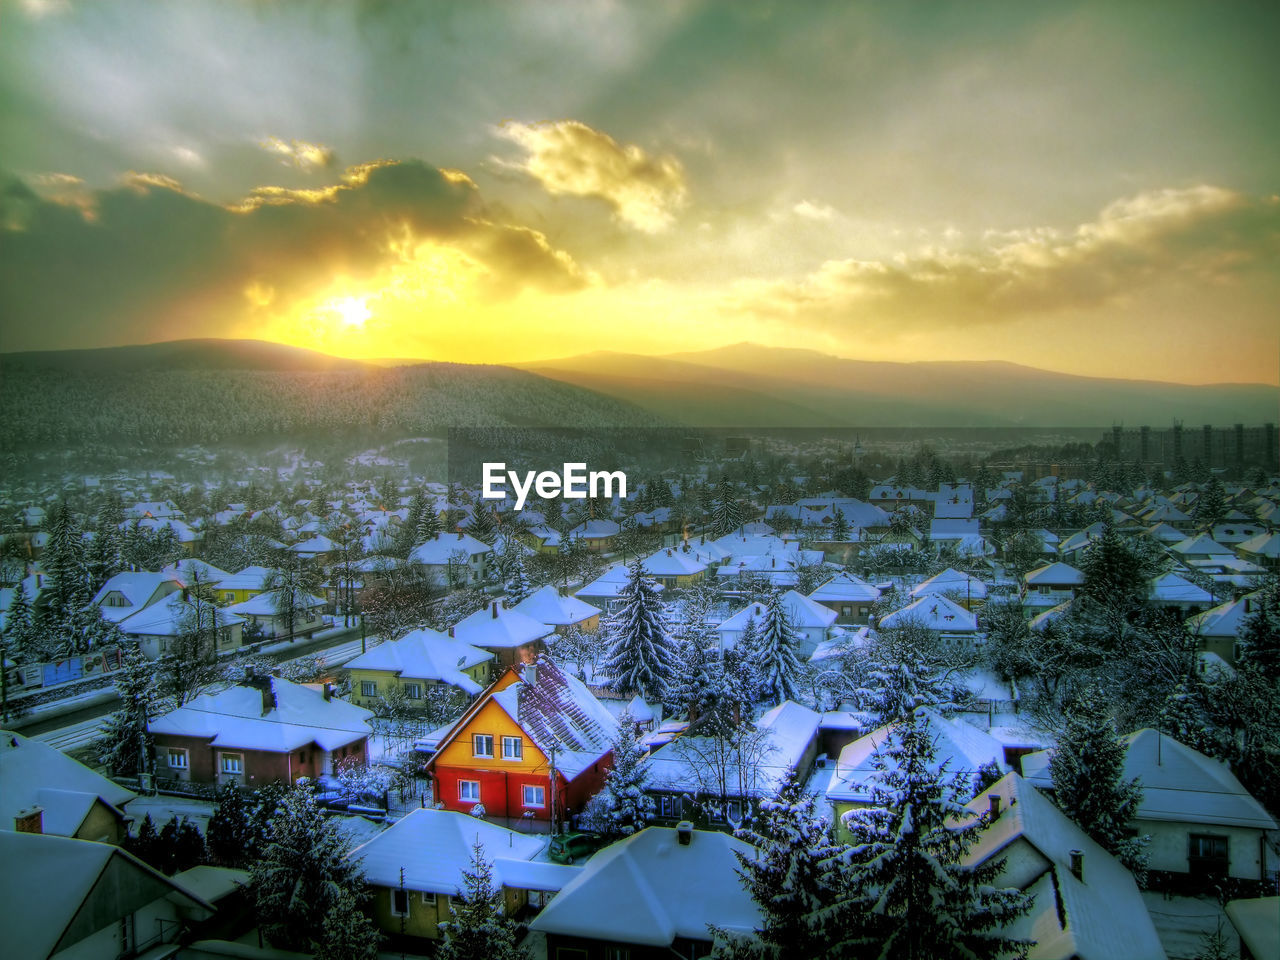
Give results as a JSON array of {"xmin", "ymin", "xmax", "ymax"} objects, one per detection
[
  {"xmin": 330, "ymin": 812, "xmax": 389, "ymax": 849},
  {"xmin": 124, "ymin": 794, "xmax": 218, "ymax": 832},
  {"xmin": 1141, "ymin": 891, "xmax": 1240, "ymax": 960}
]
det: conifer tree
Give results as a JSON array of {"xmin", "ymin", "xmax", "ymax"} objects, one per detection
[
  {"xmin": 1049, "ymin": 688, "xmax": 1148, "ymax": 879},
  {"xmin": 207, "ymin": 786, "xmax": 254, "ymax": 867},
  {"xmin": 1192, "ymin": 477, "xmax": 1227, "ymax": 530},
  {"xmin": 316, "ymin": 890, "xmax": 381, "ymax": 960},
  {"xmin": 1238, "ymin": 576, "xmax": 1280, "ymax": 681},
  {"xmin": 41, "ymin": 502, "xmax": 91, "ymax": 651},
  {"xmin": 4, "ymin": 579, "xmax": 36, "ymax": 661},
  {"xmin": 711, "ymin": 477, "xmax": 745, "ymax": 537},
  {"xmin": 436, "ymin": 840, "xmax": 528, "ymax": 960},
  {"xmin": 751, "ymin": 591, "xmax": 805, "ymax": 705},
  {"xmin": 829, "ymin": 507, "xmax": 850, "ymax": 541},
  {"xmin": 603, "ymin": 560, "xmax": 677, "ymax": 700},
  {"xmin": 595, "ymin": 713, "xmax": 656, "ymax": 837},
  {"xmin": 833, "ymin": 711, "xmax": 1032, "ymax": 959},
  {"xmin": 467, "ymin": 504, "xmax": 497, "ymax": 545},
  {"xmin": 250, "ymin": 781, "xmax": 368, "ymax": 952},
  {"xmin": 97, "ymin": 639, "xmax": 159, "ymax": 777},
  {"xmin": 501, "ymin": 541, "xmax": 533, "ymax": 605},
  {"xmin": 1079, "ymin": 522, "xmax": 1148, "ymax": 611}
]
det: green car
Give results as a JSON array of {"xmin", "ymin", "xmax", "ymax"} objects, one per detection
[{"xmin": 548, "ymin": 831, "xmax": 604, "ymax": 865}]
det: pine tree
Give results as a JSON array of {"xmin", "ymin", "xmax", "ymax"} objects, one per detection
[
  {"xmin": 502, "ymin": 542, "xmax": 533, "ymax": 605},
  {"xmin": 418, "ymin": 497, "xmax": 443, "ymax": 542},
  {"xmin": 41, "ymin": 502, "xmax": 91, "ymax": 653},
  {"xmin": 603, "ymin": 560, "xmax": 677, "ymax": 700},
  {"xmin": 316, "ymin": 889, "xmax": 381, "ymax": 960},
  {"xmin": 833, "ymin": 711, "xmax": 1032, "ymax": 959},
  {"xmin": 714, "ymin": 775, "xmax": 847, "ymax": 960},
  {"xmin": 436, "ymin": 840, "xmax": 528, "ymax": 960},
  {"xmin": 1192, "ymin": 477, "xmax": 1227, "ymax": 530},
  {"xmin": 207, "ymin": 786, "xmax": 254, "ymax": 867},
  {"xmin": 751, "ymin": 591, "xmax": 805, "ymax": 705},
  {"xmin": 829, "ymin": 507, "xmax": 850, "ymax": 541},
  {"xmin": 1048, "ymin": 689, "xmax": 1148, "ymax": 879},
  {"xmin": 467, "ymin": 504, "xmax": 497, "ymax": 545},
  {"xmin": 4, "ymin": 579, "xmax": 36, "ymax": 661},
  {"xmin": 711, "ymin": 478, "xmax": 745, "ymax": 538},
  {"xmin": 249, "ymin": 781, "xmax": 368, "ymax": 952},
  {"xmin": 97, "ymin": 639, "xmax": 159, "ymax": 777},
  {"xmin": 1238, "ymin": 576, "xmax": 1280, "ymax": 681},
  {"xmin": 596, "ymin": 714, "xmax": 656, "ymax": 837},
  {"xmin": 1079, "ymin": 522, "xmax": 1149, "ymax": 611}
]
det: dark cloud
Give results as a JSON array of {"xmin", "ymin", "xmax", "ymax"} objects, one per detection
[{"xmin": 0, "ymin": 158, "xmax": 586, "ymax": 351}]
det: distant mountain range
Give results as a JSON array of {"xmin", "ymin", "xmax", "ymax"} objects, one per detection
[
  {"xmin": 515, "ymin": 342, "xmax": 1278, "ymax": 427},
  {"xmin": 1, "ymin": 340, "xmax": 1274, "ymax": 445}
]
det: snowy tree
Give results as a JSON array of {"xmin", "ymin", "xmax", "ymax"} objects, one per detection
[
  {"xmin": 1238, "ymin": 576, "xmax": 1280, "ymax": 681},
  {"xmin": 713, "ymin": 775, "xmax": 847, "ymax": 960},
  {"xmin": 1048, "ymin": 688, "xmax": 1148, "ymax": 880},
  {"xmin": 711, "ymin": 477, "xmax": 745, "ymax": 537},
  {"xmin": 1192, "ymin": 477, "xmax": 1227, "ymax": 530},
  {"xmin": 829, "ymin": 507, "xmax": 851, "ymax": 541},
  {"xmin": 833, "ymin": 711, "xmax": 1033, "ymax": 959},
  {"xmin": 1078, "ymin": 522, "xmax": 1150, "ymax": 611},
  {"xmin": 265, "ymin": 560, "xmax": 320, "ymax": 638},
  {"xmin": 316, "ymin": 890, "xmax": 381, "ymax": 960},
  {"xmin": 161, "ymin": 576, "xmax": 227, "ymax": 706},
  {"xmin": 249, "ymin": 781, "xmax": 368, "ymax": 952},
  {"xmin": 595, "ymin": 713, "xmax": 655, "ymax": 837},
  {"xmin": 501, "ymin": 542, "xmax": 533, "ymax": 605},
  {"xmin": 2, "ymin": 579, "xmax": 36, "ymax": 662},
  {"xmin": 603, "ymin": 560, "xmax": 677, "ymax": 700},
  {"xmin": 40, "ymin": 502, "xmax": 92, "ymax": 654},
  {"xmin": 96, "ymin": 639, "xmax": 159, "ymax": 777},
  {"xmin": 436, "ymin": 840, "xmax": 528, "ymax": 960},
  {"xmin": 206, "ymin": 786, "xmax": 254, "ymax": 867},
  {"xmin": 750, "ymin": 591, "xmax": 805, "ymax": 705},
  {"xmin": 467, "ymin": 504, "xmax": 497, "ymax": 545}
]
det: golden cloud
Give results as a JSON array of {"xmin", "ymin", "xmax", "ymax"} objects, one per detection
[
  {"xmin": 496, "ymin": 120, "xmax": 688, "ymax": 233},
  {"xmin": 730, "ymin": 186, "xmax": 1280, "ymax": 329},
  {"xmin": 259, "ymin": 136, "xmax": 336, "ymax": 172}
]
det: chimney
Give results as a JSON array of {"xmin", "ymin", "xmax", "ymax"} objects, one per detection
[
  {"xmin": 246, "ymin": 675, "xmax": 276, "ymax": 716},
  {"xmin": 14, "ymin": 807, "xmax": 43, "ymax": 835},
  {"xmin": 181, "ymin": 587, "xmax": 189, "ymax": 602},
  {"xmin": 988, "ymin": 794, "xmax": 1001, "ymax": 819},
  {"xmin": 457, "ymin": 532, "xmax": 463, "ymax": 540},
  {"xmin": 1069, "ymin": 849, "xmax": 1084, "ymax": 882},
  {"xmin": 676, "ymin": 821, "xmax": 694, "ymax": 846},
  {"xmin": 525, "ymin": 663, "xmax": 538, "ymax": 687},
  {"xmin": 322, "ymin": 683, "xmax": 332, "ymax": 701},
  {"xmin": 448, "ymin": 626, "xmax": 455, "ymax": 638},
  {"xmin": 491, "ymin": 601, "xmax": 499, "ymax": 619}
]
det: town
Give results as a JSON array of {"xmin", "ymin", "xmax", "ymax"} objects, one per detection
[{"xmin": 1, "ymin": 428, "xmax": 1277, "ymax": 960}]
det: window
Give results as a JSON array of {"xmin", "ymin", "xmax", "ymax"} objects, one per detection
[
  {"xmin": 167, "ymin": 748, "xmax": 188, "ymax": 769},
  {"xmin": 421, "ymin": 891, "xmax": 436, "ymax": 906},
  {"xmin": 459, "ymin": 780, "xmax": 480, "ymax": 802},
  {"xmin": 1189, "ymin": 834, "xmax": 1229, "ymax": 876},
  {"xmin": 473, "ymin": 734, "xmax": 494, "ymax": 758},
  {"xmin": 605, "ymin": 949, "xmax": 630, "ymax": 960},
  {"xmin": 502, "ymin": 736, "xmax": 523, "ymax": 760},
  {"xmin": 390, "ymin": 888, "xmax": 410, "ymax": 917},
  {"xmin": 522, "ymin": 785, "xmax": 546, "ymax": 807},
  {"xmin": 360, "ymin": 681, "xmax": 377, "ymax": 698},
  {"xmin": 403, "ymin": 683, "xmax": 422, "ymax": 699},
  {"xmin": 220, "ymin": 753, "xmax": 243, "ymax": 775},
  {"xmin": 104, "ymin": 592, "xmax": 129, "ymax": 607},
  {"xmin": 659, "ymin": 795, "xmax": 677, "ymax": 818}
]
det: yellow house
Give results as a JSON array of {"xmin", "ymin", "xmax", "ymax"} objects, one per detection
[
  {"xmin": 214, "ymin": 565, "xmax": 275, "ymax": 605},
  {"xmin": 348, "ymin": 808, "xmax": 557, "ymax": 945},
  {"xmin": 344, "ymin": 628, "xmax": 493, "ymax": 710},
  {"xmin": 510, "ymin": 585, "xmax": 602, "ymax": 634},
  {"xmin": 640, "ymin": 547, "xmax": 709, "ymax": 589}
]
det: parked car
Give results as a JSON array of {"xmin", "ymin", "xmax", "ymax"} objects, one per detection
[{"xmin": 548, "ymin": 831, "xmax": 605, "ymax": 864}]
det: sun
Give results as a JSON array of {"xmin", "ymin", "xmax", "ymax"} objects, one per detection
[{"xmin": 325, "ymin": 296, "xmax": 372, "ymax": 329}]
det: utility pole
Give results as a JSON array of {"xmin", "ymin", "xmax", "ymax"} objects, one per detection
[{"xmin": 549, "ymin": 743, "xmax": 558, "ymax": 836}]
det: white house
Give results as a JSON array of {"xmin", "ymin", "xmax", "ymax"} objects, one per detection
[{"xmin": 716, "ymin": 591, "xmax": 837, "ymax": 654}]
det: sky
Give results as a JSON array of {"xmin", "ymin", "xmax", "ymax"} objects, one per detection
[{"xmin": 1, "ymin": 0, "xmax": 1277, "ymax": 384}]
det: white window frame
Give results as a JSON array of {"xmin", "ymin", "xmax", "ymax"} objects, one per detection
[
  {"xmin": 167, "ymin": 748, "xmax": 188, "ymax": 770},
  {"xmin": 459, "ymin": 780, "xmax": 480, "ymax": 802},
  {"xmin": 220, "ymin": 753, "xmax": 243, "ymax": 775},
  {"xmin": 421, "ymin": 891, "xmax": 437, "ymax": 906},
  {"xmin": 502, "ymin": 736, "xmax": 523, "ymax": 760},
  {"xmin": 522, "ymin": 784, "xmax": 546, "ymax": 808},
  {"xmin": 403, "ymin": 682, "xmax": 422, "ymax": 699},
  {"xmin": 360, "ymin": 681, "xmax": 377, "ymax": 698},
  {"xmin": 473, "ymin": 734, "xmax": 494, "ymax": 758},
  {"xmin": 390, "ymin": 888, "xmax": 410, "ymax": 918}
]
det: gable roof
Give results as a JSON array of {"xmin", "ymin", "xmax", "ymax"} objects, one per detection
[
  {"xmin": 452, "ymin": 601, "xmax": 552, "ymax": 650},
  {"xmin": 511, "ymin": 585, "xmax": 601, "ymax": 626},
  {"xmin": 0, "ymin": 732, "xmax": 136, "ymax": 837},
  {"xmin": 91, "ymin": 572, "xmax": 182, "ymax": 622},
  {"xmin": 408, "ymin": 532, "xmax": 491, "ymax": 564},
  {"xmin": 809, "ymin": 571, "xmax": 882, "ymax": 603},
  {"xmin": 878, "ymin": 594, "xmax": 978, "ymax": 632},
  {"xmin": 1024, "ymin": 562, "xmax": 1084, "ymax": 587},
  {"xmin": 343, "ymin": 628, "xmax": 493, "ymax": 694},
  {"xmin": 911, "ymin": 567, "xmax": 988, "ymax": 601}
]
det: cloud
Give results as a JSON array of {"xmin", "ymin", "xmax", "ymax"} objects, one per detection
[
  {"xmin": 729, "ymin": 186, "xmax": 1280, "ymax": 330},
  {"xmin": 792, "ymin": 200, "xmax": 836, "ymax": 221},
  {"xmin": 496, "ymin": 120, "xmax": 688, "ymax": 233},
  {"xmin": 0, "ymin": 158, "xmax": 587, "ymax": 351},
  {"xmin": 259, "ymin": 136, "xmax": 336, "ymax": 172}
]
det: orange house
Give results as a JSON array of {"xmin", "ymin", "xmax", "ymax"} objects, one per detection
[{"xmin": 425, "ymin": 658, "xmax": 616, "ymax": 830}]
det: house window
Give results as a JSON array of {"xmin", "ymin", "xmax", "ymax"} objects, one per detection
[
  {"xmin": 605, "ymin": 949, "xmax": 631, "ymax": 960},
  {"xmin": 167, "ymin": 748, "xmax": 188, "ymax": 769},
  {"xmin": 403, "ymin": 683, "xmax": 422, "ymax": 699},
  {"xmin": 360, "ymin": 681, "xmax": 377, "ymax": 698},
  {"xmin": 502, "ymin": 736, "xmax": 523, "ymax": 760},
  {"xmin": 220, "ymin": 753, "xmax": 243, "ymax": 775},
  {"xmin": 1189, "ymin": 834, "xmax": 1229, "ymax": 876},
  {"xmin": 390, "ymin": 888, "xmax": 410, "ymax": 917},
  {"xmin": 473, "ymin": 734, "xmax": 494, "ymax": 758},
  {"xmin": 459, "ymin": 780, "xmax": 481, "ymax": 802},
  {"xmin": 104, "ymin": 593, "xmax": 129, "ymax": 607},
  {"xmin": 421, "ymin": 891, "xmax": 436, "ymax": 906},
  {"xmin": 522, "ymin": 785, "xmax": 546, "ymax": 808},
  {"xmin": 659, "ymin": 795, "xmax": 677, "ymax": 818}
]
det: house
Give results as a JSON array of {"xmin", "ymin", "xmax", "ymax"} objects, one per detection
[
  {"xmin": 425, "ymin": 658, "xmax": 615, "ymax": 828},
  {"xmin": 223, "ymin": 589, "xmax": 325, "ymax": 640},
  {"xmin": 117, "ymin": 590, "xmax": 245, "ymax": 659},
  {"xmin": 530, "ymin": 824, "xmax": 762, "ymax": 960},
  {"xmin": 827, "ymin": 708, "xmax": 1006, "ymax": 842},
  {"xmin": 1147, "ymin": 572, "xmax": 1214, "ymax": 615},
  {"xmin": 808, "ymin": 572, "xmax": 882, "ymax": 624},
  {"xmin": 962, "ymin": 773, "xmax": 1166, "ymax": 960},
  {"xmin": 715, "ymin": 592, "xmax": 836, "ymax": 655},
  {"xmin": 0, "ymin": 831, "xmax": 214, "ymax": 960},
  {"xmin": 644, "ymin": 701, "xmax": 821, "ymax": 828},
  {"xmin": 130, "ymin": 516, "xmax": 202, "ymax": 555},
  {"xmin": 90, "ymin": 571, "xmax": 184, "ymax": 624},
  {"xmin": 641, "ymin": 546, "xmax": 709, "ymax": 588},
  {"xmin": 577, "ymin": 564, "xmax": 665, "ymax": 611},
  {"xmin": 1022, "ymin": 561, "xmax": 1085, "ymax": 609},
  {"xmin": 213, "ymin": 565, "xmax": 274, "ymax": 605},
  {"xmin": 1235, "ymin": 531, "xmax": 1280, "ymax": 571},
  {"xmin": 162, "ymin": 557, "xmax": 234, "ymax": 587},
  {"xmin": 910, "ymin": 567, "xmax": 988, "ymax": 609},
  {"xmin": 1185, "ymin": 592, "xmax": 1262, "ymax": 663},
  {"xmin": 348, "ymin": 808, "xmax": 564, "ymax": 947},
  {"xmin": 409, "ymin": 531, "xmax": 493, "ymax": 585},
  {"xmin": 1170, "ymin": 533, "xmax": 1234, "ymax": 564},
  {"xmin": 148, "ymin": 675, "xmax": 373, "ymax": 787},
  {"xmin": 1, "ymin": 731, "xmax": 136, "ymax": 844},
  {"xmin": 877, "ymin": 593, "xmax": 980, "ymax": 646},
  {"xmin": 505, "ymin": 585, "xmax": 599, "ymax": 636},
  {"xmin": 345, "ymin": 627, "xmax": 494, "ymax": 707},
  {"xmin": 567, "ymin": 518, "xmax": 621, "ymax": 553},
  {"xmin": 1022, "ymin": 729, "xmax": 1278, "ymax": 887},
  {"xmin": 451, "ymin": 600, "xmax": 553, "ymax": 672}
]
